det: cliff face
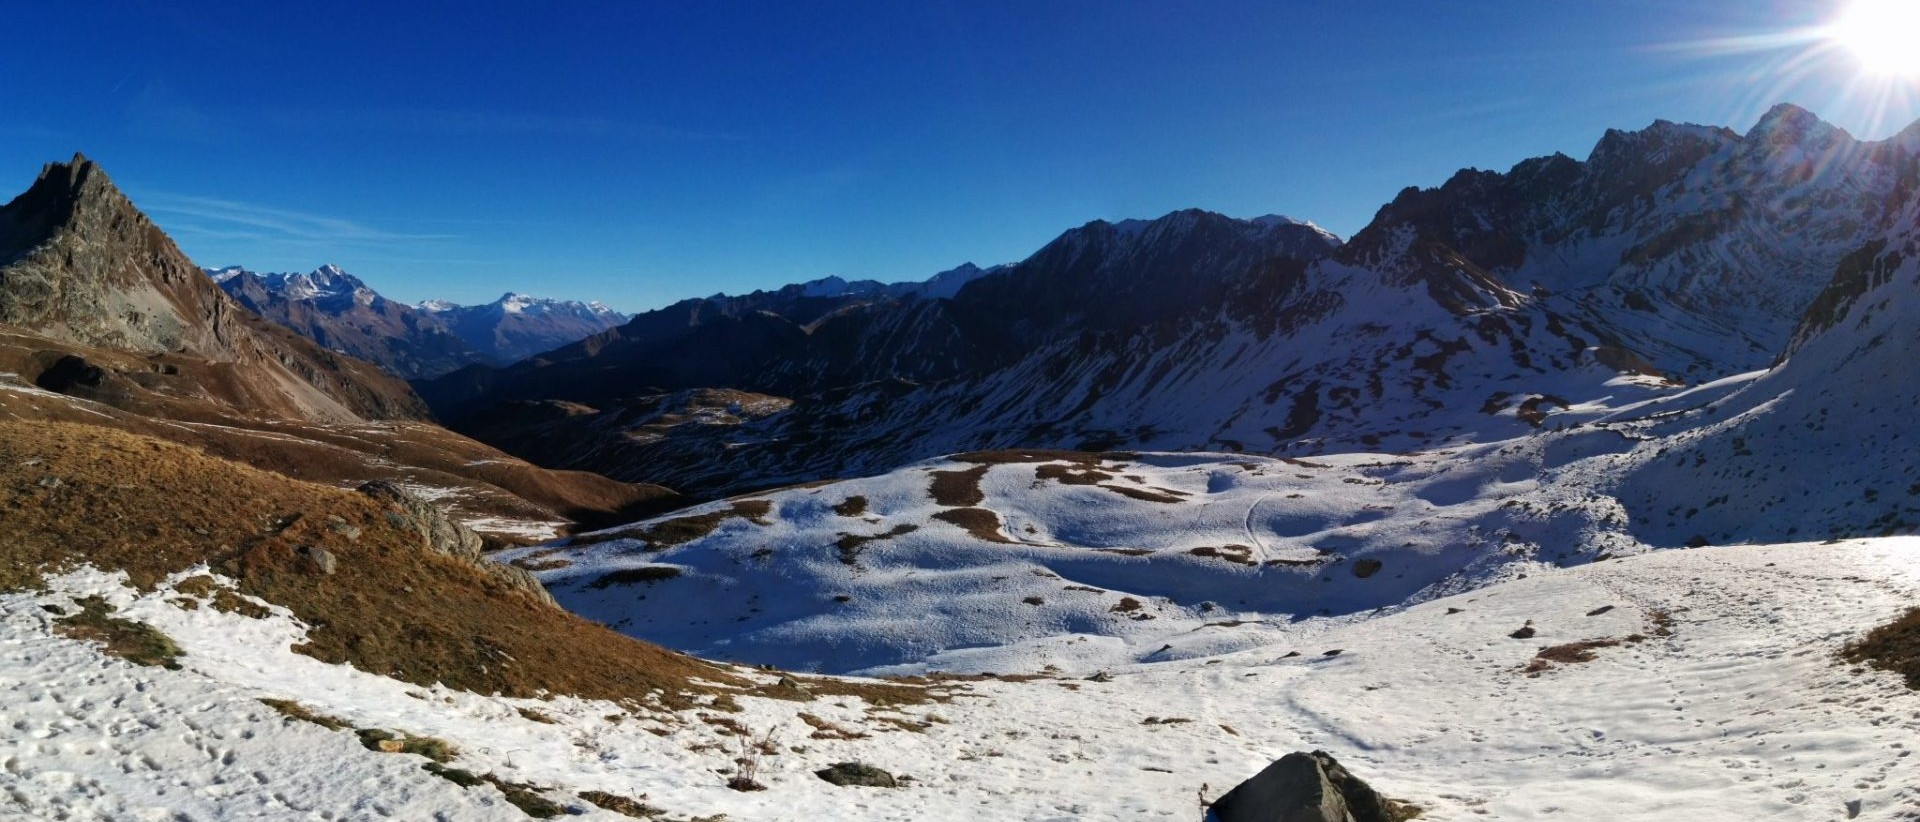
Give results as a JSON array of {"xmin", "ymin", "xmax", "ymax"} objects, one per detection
[{"xmin": 0, "ymin": 155, "xmax": 428, "ymax": 422}]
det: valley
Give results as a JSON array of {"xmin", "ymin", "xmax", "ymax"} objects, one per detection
[{"xmin": 3, "ymin": 99, "xmax": 1920, "ymax": 821}]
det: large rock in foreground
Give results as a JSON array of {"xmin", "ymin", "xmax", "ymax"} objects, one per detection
[
  {"xmin": 358, "ymin": 480, "xmax": 556, "ymax": 607},
  {"xmin": 1208, "ymin": 751, "xmax": 1402, "ymax": 822}
]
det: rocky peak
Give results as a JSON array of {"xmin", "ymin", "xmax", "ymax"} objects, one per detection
[
  {"xmin": 1747, "ymin": 102, "xmax": 1838, "ymax": 142},
  {"xmin": 0, "ymin": 154, "xmax": 430, "ymax": 421}
]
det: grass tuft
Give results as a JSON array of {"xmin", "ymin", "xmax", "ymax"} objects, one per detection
[
  {"xmin": 258, "ymin": 698, "xmax": 349, "ymax": 731},
  {"xmin": 54, "ymin": 596, "xmax": 183, "ymax": 669}
]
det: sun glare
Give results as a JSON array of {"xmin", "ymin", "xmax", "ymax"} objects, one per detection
[{"xmin": 1827, "ymin": 0, "xmax": 1920, "ymax": 77}]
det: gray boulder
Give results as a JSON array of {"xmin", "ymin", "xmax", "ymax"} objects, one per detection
[
  {"xmin": 815, "ymin": 762, "xmax": 899, "ymax": 788},
  {"xmin": 1208, "ymin": 751, "xmax": 1400, "ymax": 822}
]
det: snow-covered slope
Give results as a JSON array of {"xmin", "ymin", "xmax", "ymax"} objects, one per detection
[
  {"xmin": 18, "ymin": 540, "xmax": 1920, "ymax": 820},
  {"xmin": 1595, "ymin": 163, "xmax": 1920, "ymax": 546}
]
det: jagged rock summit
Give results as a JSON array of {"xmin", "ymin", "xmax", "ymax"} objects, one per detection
[{"xmin": 0, "ymin": 154, "xmax": 426, "ymax": 422}]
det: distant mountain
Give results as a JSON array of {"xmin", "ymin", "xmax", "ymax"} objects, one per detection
[
  {"xmin": 427, "ymin": 108, "xmax": 1920, "ymax": 500},
  {"xmin": 213, "ymin": 265, "xmax": 483, "ymax": 380},
  {"xmin": 211, "ymin": 268, "xmax": 627, "ymax": 379},
  {"xmin": 415, "ymin": 292, "xmax": 627, "ymax": 367}
]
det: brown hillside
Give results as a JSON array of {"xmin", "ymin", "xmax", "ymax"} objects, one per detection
[{"xmin": 0, "ymin": 419, "xmax": 723, "ymax": 704}]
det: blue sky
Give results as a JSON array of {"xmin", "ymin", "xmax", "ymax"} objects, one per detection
[{"xmin": 3, "ymin": 0, "xmax": 1916, "ymax": 311}]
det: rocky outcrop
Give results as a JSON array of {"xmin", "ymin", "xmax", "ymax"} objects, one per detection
[
  {"xmin": 0, "ymin": 155, "xmax": 429, "ymax": 422},
  {"xmin": 1208, "ymin": 751, "xmax": 1403, "ymax": 822},
  {"xmin": 357, "ymin": 480, "xmax": 556, "ymax": 607}
]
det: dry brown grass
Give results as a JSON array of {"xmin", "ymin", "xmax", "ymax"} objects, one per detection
[
  {"xmin": 1844, "ymin": 606, "xmax": 1920, "ymax": 688},
  {"xmin": 931, "ymin": 507, "xmax": 1013, "ymax": 543},
  {"xmin": 798, "ymin": 711, "xmax": 870, "ymax": 740},
  {"xmin": 1097, "ymin": 484, "xmax": 1187, "ymax": 504},
  {"xmin": 573, "ymin": 499, "xmax": 774, "ymax": 550},
  {"xmin": 258, "ymin": 698, "xmax": 350, "ymax": 731},
  {"xmin": 1188, "ymin": 545, "xmax": 1256, "ymax": 566},
  {"xmin": 1035, "ymin": 463, "xmax": 1114, "ymax": 485},
  {"xmin": 0, "ymin": 333, "xmax": 678, "ymax": 533},
  {"xmin": 928, "ymin": 465, "xmax": 989, "ymax": 507},
  {"xmin": 1522, "ymin": 638, "xmax": 1625, "ymax": 675},
  {"xmin": 52, "ymin": 596, "xmax": 183, "ymax": 669},
  {"xmin": 579, "ymin": 790, "xmax": 664, "ymax": 818},
  {"xmin": 833, "ymin": 495, "xmax": 869, "ymax": 517},
  {"xmin": 951, "ymin": 449, "xmax": 1136, "ymax": 465},
  {"xmin": 0, "ymin": 419, "xmax": 743, "ymax": 707}
]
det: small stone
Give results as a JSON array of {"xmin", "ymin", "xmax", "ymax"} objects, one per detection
[
  {"xmin": 297, "ymin": 546, "xmax": 337, "ymax": 576},
  {"xmin": 376, "ymin": 738, "xmax": 406, "ymax": 753},
  {"xmin": 36, "ymin": 476, "xmax": 61, "ymax": 489}
]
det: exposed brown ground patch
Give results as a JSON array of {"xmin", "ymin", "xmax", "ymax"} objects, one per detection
[
  {"xmin": 1521, "ymin": 638, "xmax": 1624, "ymax": 675},
  {"xmin": 1189, "ymin": 545, "xmax": 1257, "ymax": 566},
  {"xmin": 1844, "ymin": 606, "xmax": 1920, "ymax": 688},
  {"xmin": 836, "ymin": 524, "xmax": 920, "ymax": 565},
  {"xmin": 571, "ymin": 499, "xmax": 774, "ymax": 550},
  {"xmin": 1035, "ymin": 463, "xmax": 1114, "ymax": 485},
  {"xmin": 929, "ymin": 465, "xmax": 990, "ymax": 507},
  {"xmin": 1098, "ymin": 484, "xmax": 1187, "ymax": 503},
  {"xmin": 931, "ymin": 507, "xmax": 1013, "ymax": 543}
]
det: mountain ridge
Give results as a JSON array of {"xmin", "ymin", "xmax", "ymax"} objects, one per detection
[{"xmin": 213, "ymin": 265, "xmax": 628, "ymax": 378}]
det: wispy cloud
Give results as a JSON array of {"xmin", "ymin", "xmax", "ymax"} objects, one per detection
[
  {"xmin": 264, "ymin": 107, "xmax": 747, "ymax": 143},
  {"xmin": 137, "ymin": 192, "xmax": 458, "ymax": 246},
  {"xmin": 125, "ymin": 80, "xmax": 226, "ymax": 144}
]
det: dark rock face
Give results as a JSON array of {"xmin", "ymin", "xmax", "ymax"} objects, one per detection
[
  {"xmin": 416, "ymin": 210, "xmax": 1341, "ymax": 417},
  {"xmin": 1209, "ymin": 751, "xmax": 1397, "ymax": 822},
  {"xmin": 0, "ymin": 155, "xmax": 429, "ymax": 423},
  {"xmin": 356, "ymin": 480, "xmax": 555, "ymax": 607}
]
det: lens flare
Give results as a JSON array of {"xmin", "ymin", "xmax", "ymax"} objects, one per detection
[{"xmin": 1826, "ymin": 0, "xmax": 1920, "ymax": 77}]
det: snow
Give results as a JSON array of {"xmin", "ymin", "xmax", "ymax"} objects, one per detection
[
  {"xmin": 11, "ymin": 540, "xmax": 1920, "ymax": 820},
  {"xmin": 0, "ymin": 569, "xmax": 522, "ymax": 820}
]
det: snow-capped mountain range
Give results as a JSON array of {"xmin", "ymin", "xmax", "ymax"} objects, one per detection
[
  {"xmin": 210, "ymin": 266, "xmax": 628, "ymax": 379},
  {"xmin": 427, "ymin": 105, "xmax": 1920, "ymax": 507}
]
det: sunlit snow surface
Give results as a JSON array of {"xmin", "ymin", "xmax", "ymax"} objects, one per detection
[{"xmin": 10, "ymin": 540, "xmax": 1920, "ymax": 820}]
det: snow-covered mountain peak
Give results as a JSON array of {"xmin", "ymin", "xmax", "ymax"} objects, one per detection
[
  {"xmin": 204, "ymin": 265, "xmax": 246, "ymax": 284},
  {"xmin": 1746, "ymin": 102, "xmax": 1846, "ymax": 144}
]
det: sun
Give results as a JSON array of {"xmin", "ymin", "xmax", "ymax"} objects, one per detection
[{"xmin": 1827, "ymin": 0, "xmax": 1920, "ymax": 77}]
